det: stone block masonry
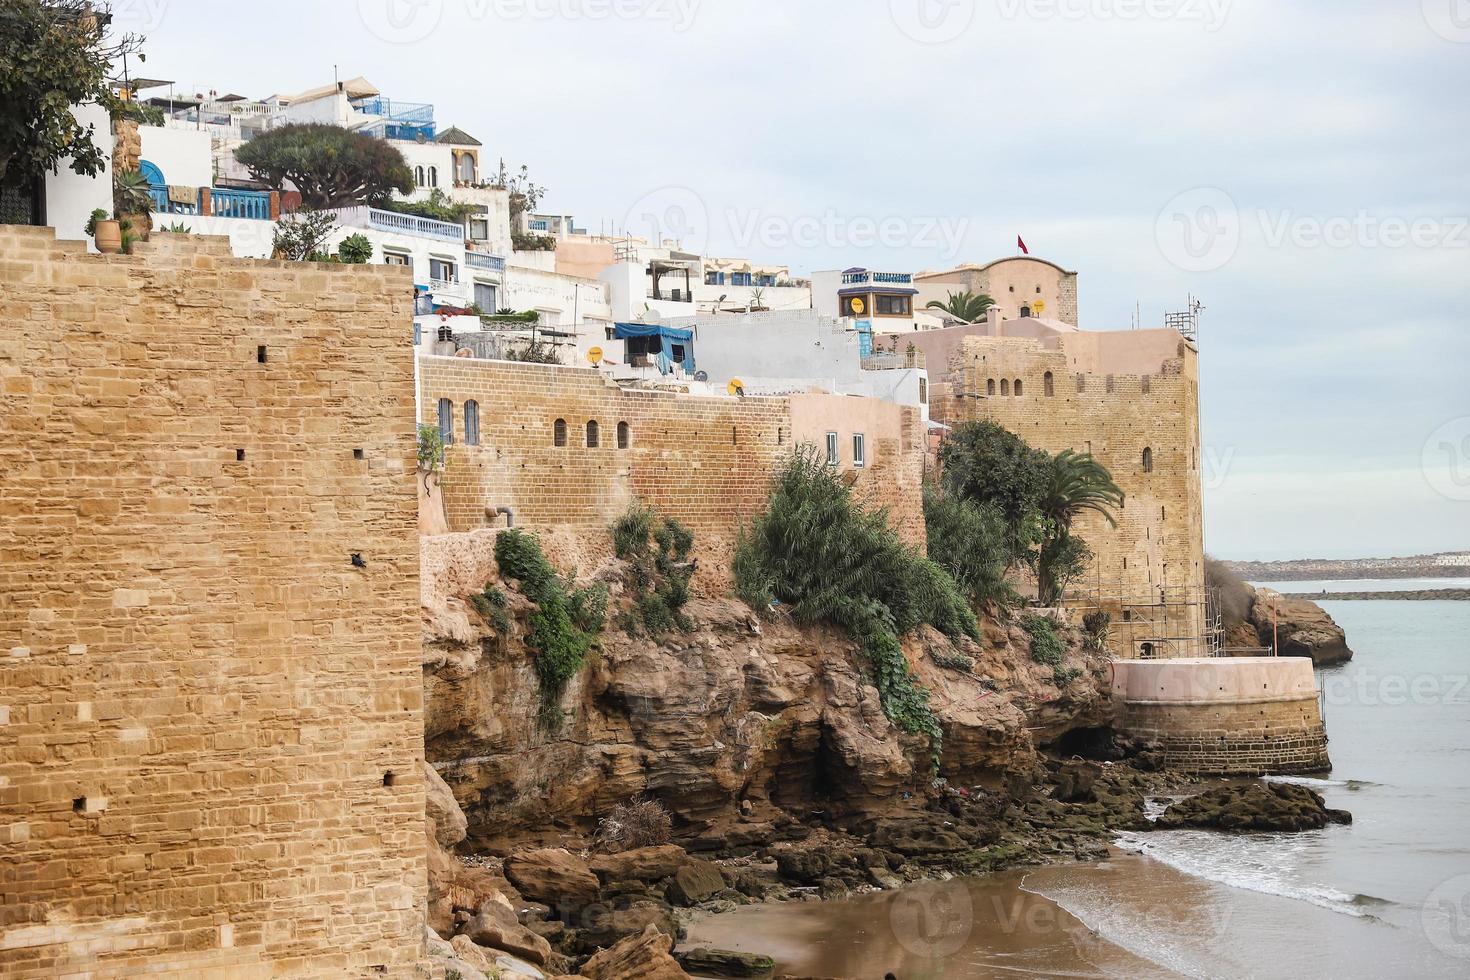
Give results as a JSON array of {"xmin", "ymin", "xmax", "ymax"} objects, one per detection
[
  {"xmin": 419, "ymin": 358, "xmax": 928, "ymax": 573},
  {"xmin": 0, "ymin": 228, "xmax": 426, "ymax": 976}
]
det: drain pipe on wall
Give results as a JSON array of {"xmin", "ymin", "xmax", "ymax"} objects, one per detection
[{"xmin": 495, "ymin": 506, "xmax": 515, "ymax": 528}]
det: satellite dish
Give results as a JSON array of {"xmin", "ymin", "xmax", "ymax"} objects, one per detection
[
  {"xmin": 641, "ymin": 310, "xmax": 663, "ymax": 325},
  {"xmin": 694, "ymin": 370, "xmax": 709, "ymax": 382},
  {"xmin": 727, "ymin": 378, "xmax": 745, "ymax": 396}
]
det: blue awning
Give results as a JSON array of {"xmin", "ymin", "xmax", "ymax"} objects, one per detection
[{"xmin": 613, "ymin": 321, "xmax": 694, "ymax": 342}]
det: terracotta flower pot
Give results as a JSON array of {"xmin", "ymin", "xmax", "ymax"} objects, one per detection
[{"xmin": 94, "ymin": 219, "xmax": 122, "ymax": 254}]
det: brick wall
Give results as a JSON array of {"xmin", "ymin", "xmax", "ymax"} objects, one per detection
[
  {"xmin": 0, "ymin": 228, "xmax": 426, "ymax": 977},
  {"xmin": 933, "ymin": 334, "xmax": 1205, "ymax": 654},
  {"xmin": 1120, "ymin": 699, "xmax": 1330, "ymax": 775}
]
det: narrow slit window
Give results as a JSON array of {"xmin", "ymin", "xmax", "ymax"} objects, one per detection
[
  {"xmin": 464, "ymin": 400, "xmax": 480, "ymax": 446},
  {"xmin": 616, "ymin": 421, "xmax": 630, "ymax": 449},
  {"xmin": 553, "ymin": 418, "xmax": 567, "ymax": 447},
  {"xmin": 1143, "ymin": 447, "xmax": 1154, "ymax": 473},
  {"xmin": 825, "ymin": 431, "xmax": 839, "ymax": 467},
  {"xmin": 852, "ymin": 433, "xmax": 866, "ymax": 468},
  {"xmin": 437, "ymin": 399, "xmax": 454, "ymax": 445},
  {"xmin": 585, "ymin": 420, "xmax": 599, "ymax": 448}
]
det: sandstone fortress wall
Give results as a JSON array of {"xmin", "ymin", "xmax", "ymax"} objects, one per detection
[
  {"xmin": 0, "ymin": 229, "xmax": 426, "ymax": 977},
  {"xmin": 418, "ymin": 356, "xmax": 927, "ymax": 581},
  {"xmin": 932, "ymin": 331, "xmax": 1206, "ymax": 656}
]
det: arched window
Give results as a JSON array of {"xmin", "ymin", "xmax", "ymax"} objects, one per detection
[
  {"xmin": 427, "ymin": 166, "xmax": 438, "ymax": 188},
  {"xmin": 1140, "ymin": 642, "xmax": 1155, "ymax": 660},
  {"xmin": 1013, "ymin": 378, "xmax": 1023, "ymax": 396},
  {"xmin": 553, "ymin": 418, "xmax": 567, "ymax": 447},
  {"xmin": 463, "ymin": 400, "xmax": 480, "ymax": 445},
  {"xmin": 585, "ymin": 420, "xmax": 599, "ymax": 448},
  {"xmin": 437, "ymin": 398, "xmax": 454, "ymax": 445},
  {"xmin": 415, "ymin": 165, "xmax": 425, "ymax": 187},
  {"xmin": 616, "ymin": 421, "xmax": 630, "ymax": 449},
  {"xmin": 1000, "ymin": 379, "xmax": 1010, "ymax": 396},
  {"xmin": 986, "ymin": 378, "xmax": 996, "ymax": 396},
  {"xmin": 1142, "ymin": 447, "xmax": 1154, "ymax": 473},
  {"xmin": 1044, "ymin": 371, "xmax": 1054, "ymax": 397}
]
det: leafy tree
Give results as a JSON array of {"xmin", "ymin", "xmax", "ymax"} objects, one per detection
[
  {"xmin": 1034, "ymin": 450, "xmax": 1123, "ymax": 604},
  {"xmin": 270, "ymin": 208, "xmax": 336, "ymax": 261},
  {"xmin": 235, "ymin": 123, "xmax": 412, "ymax": 208},
  {"xmin": 925, "ymin": 290, "xmax": 995, "ymax": 323},
  {"xmin": 922, "ymin": 482, "xmax": 1017, "ymax": 608},
  {"xmin": 937, "ymin": 420, "xmax": 1049, "ymax": 559},
  {"xmin": 0, "ymin": 0, "xmax": 143, "ymax": 187}
]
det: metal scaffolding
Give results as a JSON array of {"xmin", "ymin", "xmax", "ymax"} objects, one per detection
[{"xmin": 1058, "ymin": 580, "xmax": 1224, "ymax": 659}]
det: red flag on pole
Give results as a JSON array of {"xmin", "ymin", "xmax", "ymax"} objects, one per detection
[{"xmin": 1017, "ymin": 236, "xmax": 1029, "ymax": 255}]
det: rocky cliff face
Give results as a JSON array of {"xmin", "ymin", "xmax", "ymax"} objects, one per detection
[
  {"xmin": 421, "ymin": 530, "xmax": 1115, "ymax": 851},
  {"xmin": 1223, "ymin": 583, "xmax": 1353, "ymax": 666}
]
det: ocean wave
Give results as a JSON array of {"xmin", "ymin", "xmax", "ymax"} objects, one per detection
[
  {"xmin": 1260, "ymin": 775, "xmax": 1377, "ymax": 790},
  {"xmin": 1113, "ymin": 830, "xmax": 1389, "ymax": 919}
]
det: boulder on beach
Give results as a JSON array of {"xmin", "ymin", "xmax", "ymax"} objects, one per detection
[{"xmin": 1154, "ymin": 782, "xmax": 1351, "ymax": 831}]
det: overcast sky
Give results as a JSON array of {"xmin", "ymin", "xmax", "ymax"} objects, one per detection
[{"xmin": 131, "ymin": 0, "xmax": 1469, "ymax": 560}]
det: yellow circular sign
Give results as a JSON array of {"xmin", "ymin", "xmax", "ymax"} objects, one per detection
[
  {"xmin": 1032, "ymin": 299, "xmax": 1046, "ymax": 313},
  {"xmin": 850, "ymin": 297, "xmax": 865, "ymax": 314},
  {"xmin": 588, "ymin": 346, "xmax": 603, "ymax": 364}
]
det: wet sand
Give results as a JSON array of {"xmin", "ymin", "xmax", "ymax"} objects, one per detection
[{"xmin": 681, "ymin": 866, "xmax": 1182, "ymax": 979}]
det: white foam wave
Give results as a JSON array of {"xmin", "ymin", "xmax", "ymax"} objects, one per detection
[
  {"xmin": 1260, "ymin": 775, "xmax": 1373, "ymax": 790},
  {"xmin": 1113, "ymin": 830, "xmax": 1382, "ymax": 919}
]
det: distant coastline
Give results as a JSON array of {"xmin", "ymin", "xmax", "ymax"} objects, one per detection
[
  {"xmin": 1226, "ymin": 552, "xmax": 1470, "ymax": 582},
  {"xmin": 1304, "ymin": 589, "xmax": 1470, "ymax": 601}
]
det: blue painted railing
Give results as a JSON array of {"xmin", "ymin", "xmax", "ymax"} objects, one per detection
[
  {"xmin": 353, "ymin": 97, "xmax": 434, "ymax": 125},
  {"xmin": 528, "ymin": 218, "xmax": 549, "ymax": 231},
  {"xmin": 841, "ymin": 270, "xmax": 913, "ymax": 285},
  {"xmin": 211, "ymin": 188, "xmax": 271, "ymax": 220},
  {"xmin": 367, "ymin": 207, "xmax": 464, "ymax": 242},
  {"xmin": 147, "ymin": 186, "xmax": 199, "ymax": 215},
  {"xmin": 465, "ymin": 252, "xmax": 505, "ymax": 272}
]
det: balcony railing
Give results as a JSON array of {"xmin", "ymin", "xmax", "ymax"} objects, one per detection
[
  {"xmin": 862, "ymin": 350, "xmax": 927, "ymax": 371},
  {"xmin": 210, "ymin": 188, "xmax": 271, "ymax": 220},
  {"xmin": 465, "ymin": 252, "xmax": 506, "ymax": 273},
  {"xmin": 365, "ymin": 208, "xmax": 464, "ymax": 242},
  {"xmin": 148, "ymin": 186, "xmax": 198, "ymax": 215},
  {"xmin": 841, "ymin": 270, "xmax": 912, "ymax": 285},
  {"xmin": 353, "ymin": 97, "xmax": 434, "ymax": 125}
]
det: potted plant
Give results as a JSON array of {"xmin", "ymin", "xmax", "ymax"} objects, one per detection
[
  {"xmin": 86, "ymin": 208, "xmax": 122, "ymax": 254},
  {"xmin": 113, "ymin": 169, "xmax": 155, "ymax": 242}
]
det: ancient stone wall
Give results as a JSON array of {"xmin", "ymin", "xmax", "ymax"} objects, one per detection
[
  {"xmin": 0, "ymin": 228, "xmax": 426, "ymax": 977},
  {"xmin": 934, "ymin": 333, "xmax": 1205, "ymax": 655},
  {"xmin": 418, "ymin": 359, "xmax": 927, "ymax": 579}
]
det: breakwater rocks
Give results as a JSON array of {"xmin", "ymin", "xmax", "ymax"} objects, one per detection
[{"xmin": 1309, "ymin": 588, "xmax": 1470, "ymax": 601}]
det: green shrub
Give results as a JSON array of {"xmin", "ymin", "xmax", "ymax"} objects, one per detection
[
  {"xmin": 733, "ymin": 448, "xmax": 975, "ymax": 766},
  {"xmin": 923, "ymin": 483, "xmax": 1017, "ymax": 608},
  {"xmin": 337, "ymin": 232, "xmax": 373, "ymax": 264},
  {"xmin": 612, "ymin": 503, "xmax": 695, "ymax": 637},
  {"xmin": 470, "ymin": 584, "xmax": 510, "ymax": 635},
  {"xmin": 1023, "ymin": 615, "xmax": 1078, "ymax": 686},
  {"xmin": 493, "ymin": 530, "xmax": 600, "ymax": 729},
  {"xmin": 417, "ymin": 423, "xmax": 445, "ymax": 473}
]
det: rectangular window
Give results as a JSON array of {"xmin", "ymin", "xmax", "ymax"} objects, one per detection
[
  {"xmin": 852, "ymin": 433, "xmax": 866, "ymax": 468},
  {"xmin": 918, "ymin": 377, "xmax": 928, "ymax": 404},
  {"xmin": 825, "ymin": 431, "xmax": 839, "ymax": 467},
  {"xmin": 429, "ymin": 258, "xmax": 457, "ymax": 282},
  {"xmin": 384, "ymin": 251, "xmax": 409, "ymax": 266},
  {"xmin": 469, "ymin": 218, "xmax": 489, "ymax": 240},
  {"xmin": 876, "ymin": 294, "xmax": 911, "ymax": 315},
  {"xmin": 474, "ymin": 282, "xmax": 498, "ymax": 311}
]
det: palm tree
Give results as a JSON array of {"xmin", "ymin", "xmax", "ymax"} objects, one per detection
[
  {"xmin": 1036, "ymin": 450, "xmax": 1125, "ymax": 604},
  {"xmin": 924, "ymin": 290, "xmax": 996, "ymax": 323}
]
